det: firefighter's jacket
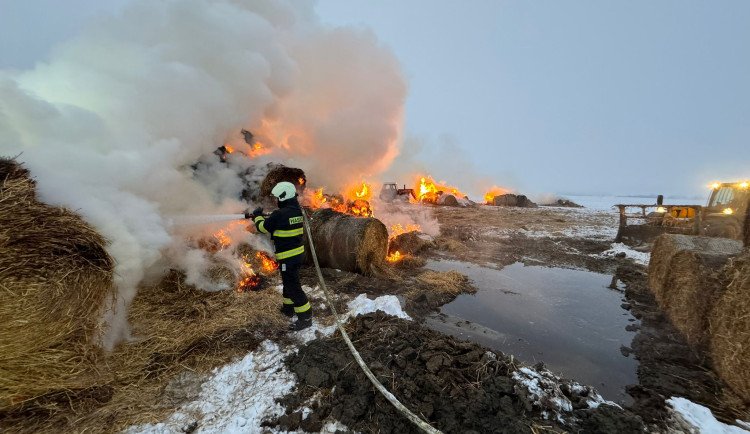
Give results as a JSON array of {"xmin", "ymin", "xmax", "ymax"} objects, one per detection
[{"xmin": 253, "ymin": 197, "xmax": 304, "ymax": 262}]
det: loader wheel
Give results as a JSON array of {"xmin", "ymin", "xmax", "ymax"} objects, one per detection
[{"xmin": 704, "ymin": 219, "xmax": 742, "ymax": 239}]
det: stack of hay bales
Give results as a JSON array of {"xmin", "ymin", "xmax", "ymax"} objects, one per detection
[
  {"xmin": 648, "ymin": 234, "xmax": 742, "ymax": 348},
  {"xmin": 0, "ymin": 158, "xmax": 114, "ymax": 410},
  {"xmin": 710, "ymin": 254, "xmax": 750, "ymax": 405},
  {"xmin": 304, "ymin": 208, "xmax": 388, "ymax": 275}
]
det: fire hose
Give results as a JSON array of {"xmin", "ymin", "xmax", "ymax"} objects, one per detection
[{"xmin": 299, "ymin": 206, "xmax": 442, "ymax": 434}]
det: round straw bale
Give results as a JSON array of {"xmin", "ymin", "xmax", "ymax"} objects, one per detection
[
  {"xmin": 661, "ymin": 249, "xmax": 733, "ymax": 348},
  {"xmin": 438, "ymin": 194, "xmax": 459, "ymax": 207},
  {"xmin": 305, "ymin": 208, "xmax": 388, "ymax": 275},
  {"xmin": 648, "ymin": 234, "xmax": 742, "ymax": 305},
  {"xmin": 710, "ymin": 255, "xmax": 750, "ymax": 403},
  {"xmin": 388, "ymin": 231, "xmax": 431, "ymax": 256},
  {"xmin": 0, "ymin": 159, "xmax": 114, "ymax": 410},
  {"xmin": 260, "ymin": 165, "xmax": 306, "ymax": 197}
]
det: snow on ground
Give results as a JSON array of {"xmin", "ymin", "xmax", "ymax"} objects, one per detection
[
  {"xmin": 124, "ymin": 294, "xmax": 410, "ymax": 434},
  {"xmin": 512, "ymin": 366, "xmax": 618, "ymax": 424},
  {"xmin": 596, "ymin": 242, "xmax": 651, "ymax": 266},
  {"xmin": 667, "ymin": 397, "xmax": 749, "ymax": 434}
]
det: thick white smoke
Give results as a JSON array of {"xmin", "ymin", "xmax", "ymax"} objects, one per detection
[{"xmin": 0, "ymin": 0, "xmax": 406, "ymax": 348}]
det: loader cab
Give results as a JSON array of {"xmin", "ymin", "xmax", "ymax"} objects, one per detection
[
  {"xmin": 702, "ymin": 182, "xmax": 749, "ymax": 239},
  {"xmin": 706, "ymin": 182, "xmax": 750, "ymax": 214}
]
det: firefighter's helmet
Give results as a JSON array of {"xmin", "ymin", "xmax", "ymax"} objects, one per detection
[{"xmin": 271, "ymin": 181, "xmax": 296, "ymax": 202}]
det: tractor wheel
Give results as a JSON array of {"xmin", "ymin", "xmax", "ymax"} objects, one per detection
[{"xmin": 704, "ymin": 219, "xmax": 742, "ymax": 239}]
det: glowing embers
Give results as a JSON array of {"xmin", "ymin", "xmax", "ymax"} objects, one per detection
[
  {"xmin": 237, "ymin": 252, "xmax": 279, "ymax": 292},
  {"xmin": 386, "ymin": 251, "xmax": 402, "ymax": 263}
]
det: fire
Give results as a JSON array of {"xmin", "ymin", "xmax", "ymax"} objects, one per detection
[
  {"xmin": 354, "ymin": 183, "xmax": 370, "ymax": 199},
  {"xmin": 299, "ymin": 177, "xmax": 305, "ymax": 185},
  {"xmin": 213, "ymin": 229, "xmax": 232, "ymax": 249},
  {"xmin": 237, "ymin": 254, "xmax": 260, "ymax": 292},
  {"xmin": 484, "ymin": 186, "xmax": 510, "ymax": 204},
  {"xmin": 386, "ymin": 251, "xmax": 401, "ymax": 263},
  {"xmin": 254, "ymin": 142, "xmax": 262, "ymax": 150},
  {"xmin": 390, "ymin": 223, "xmax": 421, "ymax": 238},
  {"xmin": 256, "ymin": 251, "xmax": 279, "ymax": 273},
  {"xmin": 224, "ymin": 145, "xmax": 234, "ymax": 153},
  {"xmin": 416, "ymin": 176, "xmax": 466, "ymax": 203}
]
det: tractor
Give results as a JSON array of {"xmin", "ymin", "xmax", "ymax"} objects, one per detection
[
  {"xmin": 379, "ymin": 183, "xmax": 417, "ymax": 202},
  {"xmin": 615, "ymin": 181, "xmax": 749, "ymax": 245}
]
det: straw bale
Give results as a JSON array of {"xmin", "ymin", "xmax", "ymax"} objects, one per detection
[
  {"xmin": 438, "ymin": 194, "xmax": 459, "ymax": 207},
  {"xmin": 661, "ymin": 249, "xmax": 733, "ymax": 348},
  {"xmin": 305, "ymin": 208, "xmax": 388, "ymax": 275},
  {"xmin": 388, "ymin": 231, "xmax": 431, "ymax": 256},
  {"xmin": 710, "ymin": 254, "xmax": 750, "ymax": 403},
  {"xmin": 260, "ymin": 165, "xmax": 306, "ymax": 197},
  {"xmin": 648, "ymin": 234, "xmax": 742, "ymax": 305},
  {"xmin": 0, "ymin": 158, "xmax": 115, "ymax": 410}
]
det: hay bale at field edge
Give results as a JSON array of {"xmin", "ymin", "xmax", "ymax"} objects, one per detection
[
  {"xmin": 710, "ymin": 255, "xmax": 750, "ymax": 404},
  {"xmin": 648, "ymin": 234, "xmax": 742, "ymax": 305},
  {"xmin": 0, "ymin": 158, "xmax": 115, "ymax": 410},
  {"xmin": 661, "ymin": 249, "xmax": 733, "ymax": 348}
]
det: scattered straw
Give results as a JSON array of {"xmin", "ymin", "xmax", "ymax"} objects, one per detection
[{"xmin": 416, "ymin": 270, "xmax": 470, "ymax": 296}]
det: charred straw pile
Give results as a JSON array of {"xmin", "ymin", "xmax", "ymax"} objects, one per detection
[
  {"xmin": 0, "ymin": 159, "xmax": 114, "ymax": 411},
  {"xmin": 648, "ymin": 234, "xmax": 742, "ymax": 348},
  {"xmin": 305, "ymin": 208, "xmax": 388, "ymax": 275},
  {"xmin": 710, "ymin": 253, "xmax": 750, "ymax": 405},
  {"xmin": 260, "ymin": 165, "xmax": 306, "ymax": 197}
]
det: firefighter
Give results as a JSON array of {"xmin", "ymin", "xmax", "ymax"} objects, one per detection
[{"xmin": 249, "ymin": 181, "xmax": 312, "ymax": 331}]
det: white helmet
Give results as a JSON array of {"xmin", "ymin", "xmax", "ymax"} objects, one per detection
[{"xmin": 271, "ymin": 181, "xmax": 297, "ymax": 202}]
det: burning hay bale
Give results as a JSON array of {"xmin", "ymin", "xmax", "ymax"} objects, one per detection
[
  {"xmin": 260, "ymin": 165, "xmax": 306, "ymax": 197},
  {"xmin": 490, "ymin": 193, "xmax": 537, "ymax": 208},
  {"xmin": 710, "ymin": 254, "xmax": 750, "ymax": 403},
  {"xmin": 305, "ymin": 208, "xmax": 388, "ymax": 275},
  {"xmin": 388, "ymin": 231, "xmax": 431, "ymax": 256},
  {"xmin": 0, "ymin": 158, "xmax": 115, "ymax": 410}
]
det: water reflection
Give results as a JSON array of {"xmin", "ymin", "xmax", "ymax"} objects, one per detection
[{"xmin": 425, "ymin": 260, "xmax": 639, "ymax": 405}]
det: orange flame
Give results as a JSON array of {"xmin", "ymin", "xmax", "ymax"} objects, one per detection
[
  {"xmin": 237, "ymin": 254, "xmax": 260, "ymax": 292},
  {"xmin": 390, "ymin": 223, "xmax": 421, "ymax": 239},
  {"xmin": 386, "ymin": 251, "xmax": 402, "ymax": 263},
  {"xmin": 484, "ymin": 186, "xmax": 511, "ymax": 204},
  {"xmin": 298, "ymin": 177, "xmax": 305, "ymax": 185},
  {"xmin": 225, "ymin": 145, "xmax": 234, "ymax": 153},
  {"xmin": 213, "ymin": 229, "xmax": 231, "ymax": 249},
  {"xmin": 256, "ymin": 251, "xmax": 279, "ymax": 273},
  {"xmin": 416, "ymin": 176, "xmax": 466, "ymax": 203}
]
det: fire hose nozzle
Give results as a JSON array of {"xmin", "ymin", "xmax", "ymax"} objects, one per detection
[{"xmin": 244, "ymin": 209, "xmax": 252, "ymax": 219}]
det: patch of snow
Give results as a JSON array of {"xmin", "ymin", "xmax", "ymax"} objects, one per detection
[
  {"xmin": 124, "ymin": 340, "xmax": 295, "ymax": 434},
  {"xmin": 513, "ymin": 366, "xmax": 619, "ymax": 421},
  {"xmin": 668, "ymin": 397, "xmax": 748, "ymax": 433},
  {"xmin": 347, "ymin": 294, "xmax": 411, "ymax": 320},
  {"xmin": 125, "ymin": 293, "xmax": 411, "ymax": 433},
  {"xmin": 597, "ymin": 243, "xmax": 650, "ymax": 266}
]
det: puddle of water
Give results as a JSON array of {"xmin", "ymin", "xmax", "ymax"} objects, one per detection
[{"xmin": 425, "ymin": 259, "xmax": 639, "ymax": 405}]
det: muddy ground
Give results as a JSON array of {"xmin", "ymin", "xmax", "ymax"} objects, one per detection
[{"xmin": 275, "ymin": 204, "xmax": 741, "ymax": 432}]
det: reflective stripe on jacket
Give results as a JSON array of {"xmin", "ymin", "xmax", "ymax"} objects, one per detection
[{"xmin": 253, "ymin": 197, "xmax": 305, "ymax": 261}]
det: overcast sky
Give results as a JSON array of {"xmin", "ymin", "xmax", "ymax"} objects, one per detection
[{"xmin": 2, "ymin": 0, "xmax": 748, "ymax": 198}]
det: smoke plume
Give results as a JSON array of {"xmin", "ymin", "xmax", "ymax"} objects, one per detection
[{"xmin": 0, "ymin": 0, "xmax": 406, "ymax": 348}]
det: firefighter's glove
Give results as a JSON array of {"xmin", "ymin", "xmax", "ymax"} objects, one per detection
[{"xmin": 251, "ymin": 207, "xmax": 263, "ymax": 219}]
